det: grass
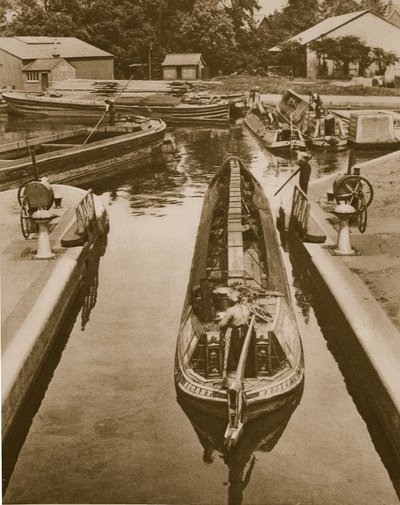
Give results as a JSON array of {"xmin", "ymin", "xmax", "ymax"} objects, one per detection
[{"xmin": 206, "ymin": 74, "xmax": 400, "ymax": 96}]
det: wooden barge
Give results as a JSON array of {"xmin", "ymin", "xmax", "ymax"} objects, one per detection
[
  {"xmin": 344, "ymin": 111, "xmax": 400, "ymax": 150},
  {"xmin": 244, "ymin": 102, "xmax": 306, "ymax": 154},
  {"xmin": 277, "ymin": 89, "xmax": 347, "ymax": 151},
  {"xmin": 175, "ymin": 156, "xmax": 304, "ymax": 447},
  {"xmin": 1, "ymin": 91, "xmax": 231, "ymax": 125},
  {"xmin": 0, "ymin": 119, "xmax": 166, "ymax": 190}
]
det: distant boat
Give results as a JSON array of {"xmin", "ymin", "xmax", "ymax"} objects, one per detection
[
  {"xmin": 346, "ymin": 111, "xmax": 400, "ymax": 150},
  {"xmin": 174, "ymin": 156, "xmax": 304, "ymax": 448},
  {"xmin": 0, "ymin": 118, "xmax": 166, "ymax": 190},
  {"xmin": 277, "ymin": 89, "xmax": 347, "ymax": 151},
  {"xmin": 244, "ymin": 102, "xmax": 306, "ymax": 154},
  {"xmin": 1, "ymin": 91, "xmax": 231, "ymax": 125}
]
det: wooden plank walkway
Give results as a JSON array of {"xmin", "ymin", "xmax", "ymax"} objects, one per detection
[{"xmin": 228, "ymin": 158, "xmax": 244, "ymax": 285}]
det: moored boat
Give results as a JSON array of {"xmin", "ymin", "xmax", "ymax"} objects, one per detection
[
  {"xmin": 244, "ymin": 102, "xmax": 306, "ymax": 153},
  {"xmin": 277, "ymin": 89, "xmax": 347, "ymax": 151},
  {"xmin": 0, "ymin": 118, "xmax": 166, "ymax": 190},
  {"xmin": 1, "ymin": 91, "xmax": 231, "ymax": 125},
  {"xmin": 174, "ymin": 156, "xmax": 304, "ymax": 447},
  {"xmin": 347, "ymin": 111, "xmax": 400, "ymax": 150}
]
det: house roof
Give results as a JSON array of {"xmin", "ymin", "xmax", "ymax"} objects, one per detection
[
  {"xmin": 269, "ymin": 10, "xmax": 369, "ymax": 51},
  {"xmin": 22, "ymin": 58, "xmax": 73, "ymax": 71},
  {"xmin": 162, "ymin": 53, "xmax": 204, "ymax": 66},
  {"xmin": 387, "ymin": 8, "xmax": 400, "ymax": 27},
  {"xmin": 0, "ymin": 36, "xmax": 113, "ymax": 60}
]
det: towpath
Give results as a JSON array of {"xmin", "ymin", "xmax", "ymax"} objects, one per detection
[
  {"xmin": 290, "ymin": 149, "xmax": 400, "ymax": 463},
  {"xmin": 1, "ymin": 184, "xmax": 107, "ymax": 439},
  {"xmin": 307, "ymin": 149, "xmax": 400, "ymax": 332}
]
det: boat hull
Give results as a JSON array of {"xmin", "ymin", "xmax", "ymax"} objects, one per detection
[
  {"xmin": 2, "ymin": 92, "xmax": 231, "ymax": 125},
  {"xmin": 174, "ymin": 157, "xmax": 304, "ymax": 436},
  {"xmin": 0, "ymin": 121, "xmax": 166, "ymax": 190},
  {"xmin": 175, "ymin": 358, "xmax": 304, "ymax": 423},
  {"xmin": 176, "ymin": 372, "xmax": 304, "ymax": 423},
  {"xmin": 244, "ymin": 106, "xmax": 306, "ymax": 154},
  {"xmin": 308, "ymin": 138, "xmax": 348, "ymax": 151},
  {"xmin": 278, "ymin": 89, "xmax": 348, "ymax": 151},
  {"xmin": 348, "ymin": 140, "xmax": 400, "ymax": 150}
]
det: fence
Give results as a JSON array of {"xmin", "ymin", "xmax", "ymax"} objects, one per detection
[
  {"xmin": 267, "ymin": 66, "xmax": 292, "ymax": 78},
  {"xmin": 289, "ymin": 185, "xmax": 310, "ymax": 238}
]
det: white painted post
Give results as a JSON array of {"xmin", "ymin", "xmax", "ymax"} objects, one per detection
[
  {"xmin": 333, "ymin": 202, "xmax": 356, "ymax": 256},
  {"xmin": 31, "ymin": 209, "xmax": 56, "ymax": 259}
]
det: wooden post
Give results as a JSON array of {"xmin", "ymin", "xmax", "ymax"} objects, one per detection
[
  {"xmin": 148, "ymin": 42, "xmax": 153, "ymax": 80},
  {"xmin": 347, "ymin": 148, "xmax": 354, "ymax": 174}
]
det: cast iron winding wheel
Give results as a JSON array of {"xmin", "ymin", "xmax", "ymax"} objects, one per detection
[
  {"xmin": 17, "ymin": 179, "xmax": 36, "ymax": 238},
  {"xmin": 20, "ymin": 195, "xmax": 34, "ymax": 238},
  {"xmin": 334, "ymin": 175, "xmax": 373, "ymax": 233},
  {"xmin": 17, "ymin": 178, "xmax": 36, "ymax": 207}
]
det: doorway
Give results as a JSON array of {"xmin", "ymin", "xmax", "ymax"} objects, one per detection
[{"xmin": 41, "ymin": 73, "xmax": 49, "ymax": 91}]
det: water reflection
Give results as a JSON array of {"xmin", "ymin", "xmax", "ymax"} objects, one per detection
[
  {"xmin": 2, "ymin": 239, "xmax": 107, "ymax": 494},
  {"xmin": 86, "ymin": 127, "xmax": 259, "ymax": 216},
  {"xmin": 0, "ymin": 116, "xmax": 92, "ymax": 145},
  {"xmin": 286, "ymin": 231, "xmax": 400, "ymax": 498},
  {"xmin": 178, "ymin": 384, "xmax": 303, "ymax": 505},
  {"xmin": 174, "ymin": 126, "xmax": 254, "ymax": 173}
]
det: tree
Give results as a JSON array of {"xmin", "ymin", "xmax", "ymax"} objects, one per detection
[
  {"xmin": 319, "ymin": 0, "xmax": 360, "ymax": 17},
  {"xmin": 310, "ymin": 36, "xmax": 370, "ymax": 76},
  {"xmin": 360, "ymin": 0, "xmax": 388, "ymax": 16},
  {"xmin": 308, "ymin": 35, "xmax": 398, "ymax": 77},
  {"xmin": 278, "ymin": 0, "xmax": 322, "ymax": 35},
  {"xmin": 1, "ymin": 0, "xmax": 75, "ymax": 36},
  {"xmin": 369, "ymin": 47, "xmax": 399, "ymax": 74},
  {"xmin": 222, "ymin": 0, "xmax": 260, "ymax": 31},
  {"xmin": 177, "ymin": 0, "xmax": 236, "ymax": 74},
  {"xmin": 272, "ymin": 40, "xmax": 307, "ymax": 77}
]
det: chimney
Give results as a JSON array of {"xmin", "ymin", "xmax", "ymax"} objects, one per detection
[{"xmin": 52, "ymin": 39, "xmax": 60, "ymax": 58}]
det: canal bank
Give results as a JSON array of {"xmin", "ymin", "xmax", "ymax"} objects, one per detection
[
  {"xmin": 285, "ymin": 148, "xmax": 400, "ymax": 473},
  {"xmin": 261, "ymin": 93, "xmax": 400, "ymax": 110},
  {"xmin": 1, "ymin": 183, "xmax": 109, "ymax": 440}
]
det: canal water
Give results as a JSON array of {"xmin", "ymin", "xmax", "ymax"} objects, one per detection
[{"xmin": 2, "ymin": 116, "xmax": 399, "ymax": 504}]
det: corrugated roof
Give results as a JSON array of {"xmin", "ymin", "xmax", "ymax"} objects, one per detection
[
  {"xmin": 23, "ymin": 58, "xmax": 73, "ymax": 71},
  {"xmin": 0, "ymin": 37, "xmax": 113, "ymax": 59},
  {"xmin": 270, "ymin": 10, "xmax": 369, "ymax": 50},
  {"xmin": 162, "ymin": 53, "xmax": 203, "ymax": 66}
]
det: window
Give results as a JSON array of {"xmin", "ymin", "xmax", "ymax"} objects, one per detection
[{"xmin": 26, "ymin": 72, "xmax": 39, "ymax": 82}]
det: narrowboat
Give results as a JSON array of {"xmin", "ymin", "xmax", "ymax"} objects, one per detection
[
  {"xmin": 175, "ymin": 156, "xmax": 304, "ymax": 447},
  {"xmin": 0, "ymin": 118, "xmax": 166, "ymax": 190},
  {"xmin": 348, "ymin": 111, "xmax": 400, "ymax": 150},
  {"xmin": 2, "ymin": 91, "xmax": 231, "ymax": 125},
  {"xmin": 244, "ymin": 102, "xmax": 306, "ymax": 153},
  {"xmin": 277, "ymin": 89, "xmax": 347, "ymax": 151}
]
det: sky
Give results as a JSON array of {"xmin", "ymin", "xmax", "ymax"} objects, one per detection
[{"xmin": 258, "ymin": 0, "xmax": 287, "ymax": 16}]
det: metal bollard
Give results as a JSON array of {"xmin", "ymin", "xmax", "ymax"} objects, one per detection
[
  {"xmin": 333, "ymin": 202, "xmax": 356, "ymax": 256},
  {"xmin": 54, "ymin": 193, "xmax": 63, "ymax": 208},
  {"xmin": 326, "ymin": 190, "xmax": 335, "ymax": 202},
  {"xmin": 31, "ymin": 209, "xmax": 56, "ymax": 259}
]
